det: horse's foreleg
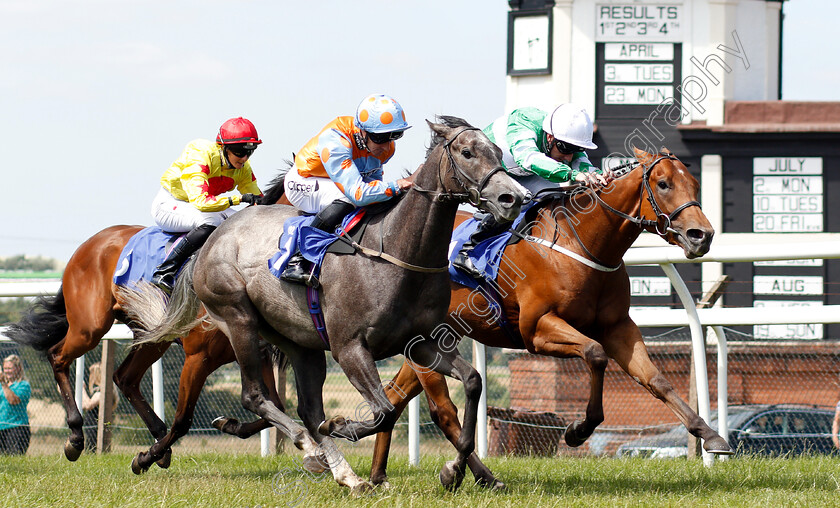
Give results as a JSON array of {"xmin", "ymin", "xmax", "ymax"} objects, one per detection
[
  {"xmin": 320, "ymin": 342, "xmax": 399, "ymax": 442},
  {"xmin": 131, "ymin": 342, "xmax": 225, "ymax": 474},
  {"xmin": 529, "ymin": 314, "xmax": 608, "ymax": 447},
  {"xmin": 212, "ymin": 348, "xmax": 276, "ymax": 439},
  {"xmin": 290, "ymin": 348, "xmax": 371, "ymax": 494},
  {"xmin": 415, "ymin": 365, "xmax": 505, "ymax": 490},
  {"xmin": 216, "ymin": 353, "xmax": 280, "ymax": 438},
  {"xmin": 603, "ymin": 319, "xmax": 732, "ymax": 455}
]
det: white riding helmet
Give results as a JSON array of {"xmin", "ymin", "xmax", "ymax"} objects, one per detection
[{"xmin": 542, "ymin": 104, "xmax": 598, "ymax": 150}]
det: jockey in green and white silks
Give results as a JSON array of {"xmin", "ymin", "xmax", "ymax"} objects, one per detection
[
  {"xmin": 452, "ymin": 104, "xmax": 612, "ymax": 278},
  {"xmin": 483, "ymin": 104, "xmax": 605, "ymax": 196}
]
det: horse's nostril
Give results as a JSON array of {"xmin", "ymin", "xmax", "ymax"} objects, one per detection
[
  {"xmin": 687, "ymin": 229, "xmax": 706, "ymax": 242},
  {"xmin": 498, "ymin": 193, "xmax": 516, "ymax": 207}
]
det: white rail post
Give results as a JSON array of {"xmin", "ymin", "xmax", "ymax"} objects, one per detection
[
  {"xmin": 473, "ymin": 341, "xmax": 488, "ymax": 459},
  {"xmin": 660, "ymin": 263, "xmax": 714, "ymax": 466},
  {"xmin": 712, "ymin": 325, "xmax": 729, "ymax": 461},
  {"xmin": 408, "ymin": 397, "xmax": 420, "ymax": 466},
  {"xmin": 152, "ymin": 358, "xmax": 165, "ymax": 421},
  {"xmin": 260, "ymin": 428, "xmax": 271, "ymax": 456}
]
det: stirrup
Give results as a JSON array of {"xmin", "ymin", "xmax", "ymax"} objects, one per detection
[
  {"xmin": 452, "ymin": 252, "xmax": 483, "ymax": 279},
  {"xmin": 280, "ymin": 262, "xmax": 320, "ymax": 288},
  {"xmin": 150, "ymin": 273, "xmax": 175, "ymax": 295}
]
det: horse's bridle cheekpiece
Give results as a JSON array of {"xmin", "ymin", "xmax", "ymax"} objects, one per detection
[
  {"xmin": 593, "ymin": 152, "xmax": 701, "ymax": 236},
  {"xmin": 414, "ymin": 127, "xmax": 506, "ymax": 208}
]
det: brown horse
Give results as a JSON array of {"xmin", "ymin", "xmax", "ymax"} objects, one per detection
[
  {"xmin": 6, "ymin": 224, "xmax": 283, "ymax": 465},
  {"xmin": 365, "ymin": 148, "xmax": 732, "ymax": 487}
]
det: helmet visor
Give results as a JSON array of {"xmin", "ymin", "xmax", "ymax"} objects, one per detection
[
  {"xmin": 367, "ymin": 130, "xmax": 404, "ymax": 144},
  {"xmin": 228, "ymin": 144, "xmax": 256, "ymax": 158},
  {"xmin": 552, "ymin": 139, "xmax": 584, "ymax": 155}
]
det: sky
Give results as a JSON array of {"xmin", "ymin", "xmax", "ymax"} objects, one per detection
[{"xmin": 1, "ymin": 0, "xmax": 838, "ymax": 263}]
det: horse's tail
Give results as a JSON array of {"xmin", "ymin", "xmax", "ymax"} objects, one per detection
[
  {"xmin": 119, "ymin": 256, "xmax": 210, "ymax": 345},
  {"xmin": 3, "ymin": 288, "xmax": 69, "ymax": 351}
]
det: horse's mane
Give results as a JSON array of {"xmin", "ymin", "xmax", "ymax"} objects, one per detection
[
  {"xmin": 258, "ymin": 160, "xmax": 293, "ymax": 205},
  {"xmin": 425, "ymin": 115, "xmax": 476, "ymax": 158}
]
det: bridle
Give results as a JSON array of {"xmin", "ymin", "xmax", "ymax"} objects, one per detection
[
  {"xmin": 527, "ymin": 152, "xmax": 702, "ymax": 272},
  {"xmin": 413, "ymin": 127, "xmax": 507, "ymax": 208},
  {"xmin": 592, "ymin": 153, "xmax": 701, "ymax": 236}
]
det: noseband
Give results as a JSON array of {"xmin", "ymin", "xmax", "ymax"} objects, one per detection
[
  {"xmin": 595, "ymin": 153, "xmax": 701, "ymax": 236},
  {"xmin": 413, "ymin": 127, "xmax": 506, "ymax": 208}
]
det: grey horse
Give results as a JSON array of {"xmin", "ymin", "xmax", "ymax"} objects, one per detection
[{"xmin": 121, "ymin": 117, "xmax": 525, "ymax": 493}]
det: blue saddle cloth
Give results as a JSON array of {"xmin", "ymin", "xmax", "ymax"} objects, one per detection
[
  {"xmin": 113, "ymin": 227, "xmax": 182, "ymax": 287},
  {"xmin": 448, "ymin": 202, "xmax": 537, "ymax": 290},
  {"xmin": 268, "ymin": 210, "xmax": 364, "ymax": 280}
]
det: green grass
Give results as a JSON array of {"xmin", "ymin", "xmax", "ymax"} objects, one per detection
[{"xmin": 2, "ymin": 452, "xmax": 840, "ymax": 507}]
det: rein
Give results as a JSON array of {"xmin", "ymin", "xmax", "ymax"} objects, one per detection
[
  {"xmin": 331, "ymin": 127, "xmax": 503, "ymax": 274},
  {"xmin": 412, "ymin": 127, "xmax": 507, "ymax": 207},
  {"xmin": 525, "ymin": 152, "xmax": 701, "ymax": 272}
]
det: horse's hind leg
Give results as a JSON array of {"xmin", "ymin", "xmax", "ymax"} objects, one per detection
[
  {"xmin": 114, "ymin": 340, "xmax": 172, "ymax": 466},
  {"xmin": 50, "ymin": 322, "xmax": 112, "ymax": 460},
  {"xmin": 603, "ymin": 318, "xmax": 732, "ymax": 455}
]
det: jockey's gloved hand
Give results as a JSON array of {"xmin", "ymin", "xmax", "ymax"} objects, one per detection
[{"xmin": 240, "ymin": 194, "xmax": 260, "ymax": 205}]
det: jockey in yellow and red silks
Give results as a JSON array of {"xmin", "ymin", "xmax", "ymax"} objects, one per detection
[
  {"xmin": 281, "ymin": 93, "xmax": 414, "ymax": 286},
  {"xmin": 150, "ymin": 117, "xmax": 264, "ymax": 293}
]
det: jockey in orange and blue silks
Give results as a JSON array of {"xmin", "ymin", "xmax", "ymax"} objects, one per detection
[
  {"xmin": 150, "ymin": 117, "xmax": 264, "ymax": 293},
  {"xmin": 281, "ymin": 94, "xmax": 413, "ymax": 287}
]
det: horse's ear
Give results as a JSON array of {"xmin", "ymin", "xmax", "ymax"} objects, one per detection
[
  {"xmin": 427, "ymin": 119, "xmax": 451, "ymax": 137},
  {"xmin": 633, "ymin": 147, "xmax": 654, "ymax": 164}
]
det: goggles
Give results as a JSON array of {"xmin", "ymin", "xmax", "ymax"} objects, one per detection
[
  {"xmin": 367, "ymin": 130, "xmax": 404, "ymax": 144},
  {"xmin": 228, "ymin": 144, "xmax": 256, "ymax": 158},
  {"xmin": 552, "ymin": 139, "xmax": 584, "ymax": 155}
]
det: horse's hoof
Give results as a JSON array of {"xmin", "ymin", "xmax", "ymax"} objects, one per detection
[
  {"xmin": 131, "ymin": 454, "xmax": 149, "ymax": 475},
  {"xmin": 64, "ymin": 439, "xmax": 83, "ymax": 462},
  {"xmin": 302, "ymin": 453, "xmax": 328, "ymax": 474},
  {"xmin": 374, "ymin": 480, "xmax": 392, "ymax": 490},
  {"xmin": 439, "ymin": 460, "xmax": 465, "ymax": 492},
  {"xmin": 156, "ymin": 448, "xmax": 172, "ymax": 469},
  {"xmin": 564, "ymin": 420, "xmax": 589, "ymax": 448},
  {"xmin": 211, "ymin": 416, "xmax": 228, "ymax": 431},
  {"xmin": 349, "ymin": 481, "xmax": 374, "ymax": 497},
  {"xmin": 703, "ymin": 436, "xmax": 734, "ymax": 455},
  {"xmin": 317, "ymin": 416, "xmax": 345, "ymax": 437},
  {"xmin": 212, "ymin": 416, "xmax": 239, "ymax": 434},
  {"xmin": 475, "ymin": 476, "xmax": 506, "ymax": 491}
]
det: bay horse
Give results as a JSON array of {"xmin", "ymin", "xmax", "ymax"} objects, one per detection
[
  {"xmin": 5, "ymin": 228, "xmax": 285, "ymax": 465},
  {"xmin": 120, "ymin": 117, "xmax": 525, "ymax": 492},
  {"xmin": 364, "ymin": 148, "xmax": 733, "ymax": 487}
]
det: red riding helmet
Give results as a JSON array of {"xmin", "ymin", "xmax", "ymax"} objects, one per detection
[{"xmin": 216, "ymin": 117, "xmax": 262, "ymax": 148}]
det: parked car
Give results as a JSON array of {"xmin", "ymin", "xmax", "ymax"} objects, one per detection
[{"xmin": 615, "ymin": 404, "xmax": 838, "ymax": 458}]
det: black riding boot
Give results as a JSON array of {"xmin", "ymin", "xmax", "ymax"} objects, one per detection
[
  {"xmin": 150, "ymin": 224, "xmax": 216, "ymax": 294},
  {"xmin": 281, "ymin": 200, "xmax": 355, "ymax": 287},
  {"xmin": 451, "ymin": 214, "xmax": 508, "ymax": 279}
]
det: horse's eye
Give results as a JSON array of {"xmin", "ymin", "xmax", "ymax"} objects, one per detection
[
  {"xmin": 461, "ymin": 149, "xmax": 473, "ymax": 159},
  {"xmin": 657, "ymin": 180, "xmax": 669, "ymax": 190}
]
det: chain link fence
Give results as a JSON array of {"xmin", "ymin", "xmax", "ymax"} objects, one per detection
[{"xmin": 3, "ymin": 323, "xmax": 840, "ymax": 460}]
